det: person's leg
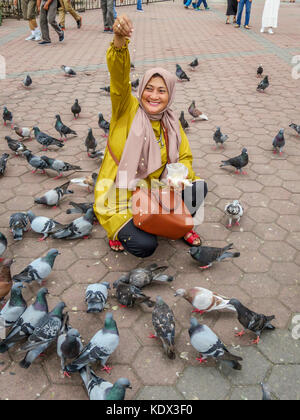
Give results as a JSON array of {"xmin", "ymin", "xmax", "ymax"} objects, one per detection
[
  {"xmin": 100, "ymin": 0, "xmax": 109, "ymax": 30},
  {"xmin": 64, "ymin": 0, "xmax": 81, "ymax": 24},
  {"xmin": 106, "ymin": 0, "xmax": 115, "ymax": 30},
  {"xmin": 48, "ymin": 0, "xmax": 64, "ymax": 38},
  {"xmin": 244, "ymin": 0, "xmax": 252, "ymax": 26},
  {"xmin": 113, "ymin": 0, "xmax": 117, "ymax": 18},
  {"xmin": 203, "ymin": 0, "xmax": 209, "ymax": 9},
  {"xmin": 235, "ymin": 0, "xmax": 245, "ymax": 26},
  {"xmin": 184, "ymin": 0, "xmax": 193, "ymax": 7},
  {"xmin": 39, "ymin": 6, "xmax": 51, "ymax": 42},
  {"xmin": 118, "ymin": 219, "xmax": 158, "ymax": 258},
  {"xmin": 58, "ymin": 0, "xmax": 66, "ymax": 28},
  {"xmin": 137, "ymin": 0, "xmax": 143, "ymax": 10}
]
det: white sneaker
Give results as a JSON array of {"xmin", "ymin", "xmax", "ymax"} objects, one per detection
[
  {"xmin": 260, "ymin": 27, "xmax": 265, "ymax": 33},
  {"xmin": 268, "ymin": 28, "xmax": 274, "ymax": 34},
  {"xmin": 25, "ymin": 32, "xmax": 35, "ymax": 41},
  {"xmin": 34, "ymin": 29, "xmax": 42, "ymax": 41}
]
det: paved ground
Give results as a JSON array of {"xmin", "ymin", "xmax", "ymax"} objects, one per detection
[{"xmin": 0, "ymin": 0, "xmax": 300, "ymax": 401}]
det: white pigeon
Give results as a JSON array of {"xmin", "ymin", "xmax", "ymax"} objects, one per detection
[{"xmin": 224, "ymin": 200, "xmax": 244, "ymax": 228}]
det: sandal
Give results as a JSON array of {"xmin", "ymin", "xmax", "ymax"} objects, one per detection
[
  {"xmin": 183, "ymin": 230, "xmax": 202, "ymax": 246},
  {"xmin": 109, "ymin": 240, "xmax": 124, "ymax": 252}
]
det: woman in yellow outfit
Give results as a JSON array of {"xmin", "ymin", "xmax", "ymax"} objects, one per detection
[{"xmin": 94, "ymin": 14, "xmax": 207, "ymax": 255}]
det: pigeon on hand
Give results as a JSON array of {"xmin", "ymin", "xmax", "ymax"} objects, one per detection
[
  {"xmin": 3, "ymin": 106, "xmax": 13, "ymax": 128},
  {"xmin": 174, "ymin": 286, "xmax": 236, "ymax": 315},
  {"xmin": 85, "ymin": 282, "xmax": 110, "ymax": 313},
  {"xmin": 0, "ymin": 153, "xmax": 9, "ymax": 175},
  {"xmin": 71, "ymin": 99, "xmax": 81, "ymax": 119},
  {"xmin": 220, "ymin": 147, "xmax": 249, "ymax": 174},
  {"xmin": 9, "ymin": 212, "xmax": 30, "ymax": 241},
  {"xmin": 179, "ymin": 111, "xmax": 189, "ymax": 131},
  {"xmin": 65, "ymin": 312, "xmax": 120, "ymax": 374},
  {"xmin": 22, "ymin": 74, "xmax": 32, "ymax": 88},
  {"xmin": 176, "ymin": 64, "xmax": 190, "ymax": 82},
  {"xmin": 150, "ymin": 296, "xmax": 176, "ymax": 360},
  {"xmin": 32, "ymin": 126, "xmax": 64, "ymax": 151},
  {"xmin": 113, "ymin": 281, "xmax": 155, "ymax": 308},
  {"xmin": 80, "ymin": 366, "xmax": 131, "ymax": 400},
  {"xmin": 100, "ymin": 86, "xmax": 110, "ymax": 94},
  {"xmin": 12, "ymin": 248, "xmax": 60, "ymax": 285},
  {"xmin": 272, "ymin": 128, "xmax": 285, "ymax": 155},
  {"xmin": 40, "ymin": 156, "xmax": 81, "ymax": 180},
  {"xmin": 85, "ymin": 128, "xmax": 97, "ymax": 156},
  {"xmin": 51, "ymin": 207, "xmax": 94, "ymax": 239},
  {"xmin": 0, "ymin": 232, "xmax": 7, "ymax": 261},
  {"xmin": 213, "ymin": 127, "xmax": 228, "ymax": 149},
  {"xmin": 61, "ymin": 65, "xmax": 76, "ymax": 77},
  {"xmin": 0, "ymin": 258, "xmax": 14, "ymax": 307},
  {"xmin": 113, "ymin": 264, "xmax": 173, "ymax": 289},
  {"xmin": 289, "ymin": 123, "xmax": 300, "ymax": 136},
  {"xmin": 224, "ymin": 200, "xmax": 244, "ymax": 228},
  {"xmin": 23, "ymin": 150, "xmax": 49, "ymax": 174},
  {"xmin": 27, "ymin": 210, "xmax": 66, "ymax": 241},
  {"xmin": 257, "ymin": 75, "xmax": 269, "ymax": 92},
  {"xmin": 98, "ymin": 113, "xmax": 110, "ymax": 138},
  {"xmin": 34, "ymin": 181, "xmax": 73, "ymax": 208},
  {"xmin": 131, "ymin": 78, "xmax": 139, "ymax": 91},
  {"xmin": 55, "ymin": 115, "xmax": 77, "ymax": 141},
  {"xmin": 70, "ymin": 172, "xmax": 97, "ymax": 191},
  {"xmin": 5, "ymin": 136, "xmax": 27, "ymax": 156},
  {"xmin": 188, "ymin": 101, "xmax": 208, "ymax": 122},
  {"xmin": 13, "ymin": 126, "xmax": 32, "ymax": 141},
  {"xmin": 228, "ymin": 298, "xmax": 275, "ymax": 344},
  {"xmin": 0, "ymin": 287, "xmax": 49, "ymax": 353},
  {"xmin": 189, "ymin": 243, "xmax": 240, "ymax": 269},
  {"xmin": 257, "ymin": 65, "xmax": 263, "ymax": 78},
  {"xmin": 0, "ymin": 282, "xmax": 26, "ymax": 327},
  {"xmin": 189, "ymin": 317, "xmax": 243, "ymax": 369},
  {"xmin": 19, "ymin": 302, "xmax": 66, "ymax": 369},
  {"xmin": 188, "ymin": 58, "xmax": 199, "ymax": 71}
]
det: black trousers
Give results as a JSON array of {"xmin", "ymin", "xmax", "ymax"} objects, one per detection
[{"xmin": 118, "ymin": 181, "xmax": 208, "ymax": 258}]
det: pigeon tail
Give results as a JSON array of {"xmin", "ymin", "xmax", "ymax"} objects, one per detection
[
  {"xmin": 217, "ymin": 251, "xmax": 240, "ymax": 261},
  {"xmin": 19, "ymin": 358, "xmax": 31, "ymax": 369},
  {"xmin": 219, "ymin": 352, "xmax": 243, "ymax": 370},
  {"xmin": 152, "ymin": 274, "xmax": 174, "ymax": 283}
]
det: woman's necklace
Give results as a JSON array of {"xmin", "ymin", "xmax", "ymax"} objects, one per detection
[{"xmin": 157, "ymin": 124, "xmax": 164, "ymax": 148}]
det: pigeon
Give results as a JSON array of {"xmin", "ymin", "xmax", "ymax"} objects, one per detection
[
  {"xmin": 174, "ymin": 287, "xmax": 236, "ymax": 315},
  {"xmin": 113, "ymin": 281, "xmax": 155, "ymax": 308},
  {"xmin": 88, "ymin": 150, "xmax": 104, "ymax": 161},
  {"xmin": 189, "ymin": 318, "xmax": 243, "ymax": 369},
  {"xmin": 257, "ymin": 75, "xmax": 269, "ymax": 92},
  {"xmin": 131, "ymin": 78, "xmax": 139, "ymax": 90},
  {"xmin": 0, "ymin": 287, "xmax": 49, "ymax": 353},
  {"xmin": 32, "ymin": 126, "xmax": 64, "ymax": 151},
  {"xmin": 261, "ymin": 382, "xmax": 272, "ymax": 400},
  {"xmin": 188, "ymin": 58, "xmax": 199, "ymax": 71},
  {"xmin": 289, "ymin": 122, "xmax": 300, "ymax": 136},
  {"xmin": 0, "ymin": 259, "xmax": 14, "ymax": 307},
  {"xmin": 65, "ymin": 312, "xmax": 119, "ymax": 374},
  {"xmin": 22, "ymin": 150, "xmax": 49, "ymax": 174},
  {"xmin": 0, "ymin": 283, "xmax": 26, "ymax": 328},
  {"xmin": 40, "ymin": 156, "xmax": 81, "ymax": 180},
  {"xmin": 150, "ymin": 296, "xmax": 176, "ymax": 360},
  {"xmin": 3, "ymin": 106, "xmax": 13, "ymax": 127},
  {"xmin": 9, "ymin": 212, "xmax": 30, "ymax": 241},
  {"xmin": 23, "ymin": 74, "xmax": 32, "ymax": 88},
  {"xmin": 51, "ymin": 207, "xmax": 94, "ymax": 240},
  {"xmin": 85, "ymin": 128, "xmax": 97, "ymax": 156},
  {"xmin": 189, "ymin": 243, "xmax": 240, "ymax": 269},
  {"xmin": 228, "ymin": 298, "xmax": 275, "ymax": 344},
  {"xmin": 257, "ymin": 65, "xmax": 263, "ymax": 78},
  {"xmin": 100, "ymin": 86, "xmax": 110, "ymax": 94},
  {"xmin": 224, "ymin": 200, "xmax": 244, "ymax": 228},
  {"xmin": 57, "ymin": 314, "xmax": 83, "ymax": 376},
  {"xmin": 19, "ymin": 302, "xmax": 66, "ymax": 369},
  {"xmin": 0, "ymin": 233, "xmax": 7, "ymax": 261},
  {"xmin": 179, "ymin": 111, "xmax": 189, "ymax": 131},
  {"xmin": 220, "ymin": 147, "xmax": 248, "ymax": 174},
  {"xmin": 80, "ymin": 366, "xmax": 131, "ymax": 400},
  {"xmin": 272, "ymin": 128, "xmax": 285, "ymax": 155},
  {"xmin": 85, "ymin": 282, "xmax": 110, "ymax": 313},
  {"xmin": 176, "ymin": 64, "xmax": 190, "ymax": 82},
  {"xmin": 12, "ymin": 249, "xmax": 60, "ymax": 285},
  {"xmin": 66, "ymin": 201, "xmax": 94, "ymax": 215},
  {"xmin": 61, "ymin": 65, "xmax": 76, "ymax": 77},
  {"xmin": 55, "ymin": 115, "xmax": 77, "ymax": 141},
  {"xmin": 71, "ymin": 99, "xmax": 81, "ymax": 119},
  {"xmin": 34, "ymin": 181, "xmax": 74, "ymax": 208},
  {"xmin": 113, "ymin": 264, "xmax": 173, "ymax": 289},
  {"xmin": 0, "ymin": 153, "xmax": 9, "ymax": 175},
  {"xmin": 5, "ymin": 136, "xmax": 27, "ymax": 156},
  {"xmin": 213, "ymin": 127, "xmax": 228, "ymax": 149},
  {"xmin": 13, "ymin": 126, "xmax": 32, "ymax": 141},
  {"xmin": 188, "ymin": 101, "xmax": 208, "ymax": 122},
  {"xmin": 70, "ymin": 173, "xmax": 97, "ymax": 191},
  {"xmin": 98, "ymin": 113, "xmax": 110, "ymax": 138},
  {"xmin": 27, "ymin": 210, "xmax": 66, "ymax": 241}
]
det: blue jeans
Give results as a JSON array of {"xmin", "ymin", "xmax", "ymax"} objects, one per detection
[
  {"xmin": 236, "ymin": 0, "xmax": 252, "ymax": 26},
  {"xmin": 195, "ymin": 0, "xmax": 208, "ymax": 8},
  {"xmin": 137, "ymin": 0, "xmax": 143, "ymax": 10},
  {"xmin": 184, "ymin": 0, "xmax": 193, "ymax": 6},
  {"xmin": 113, "ymin": 0, "xmax": 117, "ymax": 18}
]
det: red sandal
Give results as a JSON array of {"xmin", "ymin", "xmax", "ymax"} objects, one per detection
[
  {"xmin": 109, "ymin": 240, "xmax": 124, "ymax": 252},
  {"xmin": 183, "ymin": 230, "xmax": 202, "ymax": 246}
]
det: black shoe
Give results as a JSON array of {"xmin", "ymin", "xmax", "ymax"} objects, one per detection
[
  {"xmin": 59, "ymin": 24, "xmax": 65, "ymax": 31},
  {"xmin": 77, "ymin": 17, "xmax": 82, "ymax": 29},
  {"xmin": 59, "ymin": 31, "xmax": 64, "ymax": 42},
  {"xmin": 38, "ymin": 40, "xmax": 51, "ymax": 45}
]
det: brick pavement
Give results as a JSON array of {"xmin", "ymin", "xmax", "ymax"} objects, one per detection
[{"xmin": 0, "ymin": 0, "xmax": 300, "ymax": 400}]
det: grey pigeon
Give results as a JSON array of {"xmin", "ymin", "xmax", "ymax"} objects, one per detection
[
  {"xmin": 179, "ymin": 111, "xmax": 189, "ymax": 131},
  {"xmin": 272, "ymin": 128, "xmax": 285, "ymax": 155},
  {"xmin": 27, "ymin": 210, "xmax": 66, "ymax": 241},
  {"xmin": 224, "ymin": 200, "xmax": 244, "ymax": 228},
  {"xmin": 57, "ymin": 314, "xmax": 83, "ymax": 376},
  {"xmin": 12, "ymin": 248, "xmax": 60, "ymax": 285},
  {"xmin": 189, "ymin": 243, "xmax": 240, "ymax": 269},
  {"xmin": 0, "ymin": 283, "xmax": 26, "ymax": 328},
  {"xmin": 32, "ymin": 126, "xmax": 64, "ymax": 151},
  {"xmin": 113, "ymin": 281, "xmax": 155, "ymax": 308},
  {"xmin": 71, "ymin": 99, "xmax": 81, "ymax": 119},
  {"xmin": 257, "ymin": 65, "xmax": 263, "ymax": 78},
  {"xmin": 52, "ymin": 208, "xmax": 94, "ymax": 240},
  {"xmin": 88, "ymin": 150, "xmax": 104, "ymax": 161},
  {"xmin": 100, "ymin": 86, "xmax": 110, "ymax": 94},
  {"xmin": 9, "ymin": 212, "xmax": 30, "ymax": 241},
  {"xmin": 220, "ymin": 147, "xmax": 248, "ymax": 174},
  {"xmin": 189, "ymin": 317, "xmax": 243, "ymax": 369},
  {"xmin": 3, "ymin": 106, "xmax": 13, "ymax": 127},
  {"xmin": 131, "ymin": 78, "xmax": 139, "ymax": 90},
  {"xmin": 85, "ymin": 282, "xmax": 110, "ymax": 313},
  {"xmin": 61, "ymin": 65, "xmax": 76, "ymax": 77},
  {"xmin": 34, "ymin": 181, "xmax": 73, "ymax": 207},
  {"xmin": 188, "ymin": 100, "xmax": 208, "ymax": 122},
  {"xmin": 213, "ymin": 127, "xmax": 228, "ymax": 148},
  {"xmin": 0, "ymin": 232, "xmax": 7, "ymax": 260},
  {"xmin": 289, "ymin": 122, "xmax": 300, "ymax": 136},
  {"xmin": 150, "ymin": 296, "xmax": 176, "ymax": 360},
  {"xmin": 176, "ymin": 64, "xmax": 190, "ymax": 82},
  {"xmin": 23, "ymin": 74, "xmax": 32, "ymax": 88},
  {"xmin": 113, "ymin": 264, "xmax": 173, "ymax": 289},
  {"xmin": 5, "ymin": 136, "xmax": 27, "ymax": 156},
  {"xmin": 98, "ymin": 113, "xmax": 110, "ymax": 137},
  {"xmin": 40, "ymin": 155, "xmax": 81, "ymax": 180},
  {"xmin": 189, "ymin": 58, "xmax": 199, "ymax": 70},
  {"xmin": 80, "ymin": 366, "xmax": 131, "ymax": 400},
  {"xmin": 228, "ymin": 298, "xmax": 275, "ymax": 344},
  {"xmin": 0, "ymin": 153, "xmax": 9, "ymax": 175},
  {"xmin": 66, "ymin": 201, "xmax": 94, "ymax": 215},
  {"xmin": 65, "ymin": 312, "xmax": 119, "ymax": 374},
  {"xmin": 85, "ymin": 128, "xmax": 97, "ymax": 156},
  {"xmin": 257, "ymin": 75, "xmax": 269, "ymax": 92},
  {"xmin": 19, "ymin": 302, "xmax": 66, "ymax": 369},
  {"xmin": 22, "ymin": 150, "xmax": 49, "ymax": 174},
  {"xmin": 55, "ymin": 115, "xmax": 77, "ymax": 141},
  {"xmin": 0, "ymin": 287, "xmax": 49, "ymax": 353},
  {"xmin": 13, "ymin": 126, "xmax": 32, "ymax": 141}
]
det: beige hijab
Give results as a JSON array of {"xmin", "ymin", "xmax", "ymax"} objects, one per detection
[{"xmin": 115, "ymin": 67, "xmax": 182, "ymax": 190}]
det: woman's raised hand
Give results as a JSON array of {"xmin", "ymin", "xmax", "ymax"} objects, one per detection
[{"xmin": 113, "ymin": 14, "xmax": 134, "ymax": 39}]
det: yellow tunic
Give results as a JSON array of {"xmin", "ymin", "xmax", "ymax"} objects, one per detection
[{"xmin": 94, "ymin": 40, "xmax": 199, "ymax": 240}]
